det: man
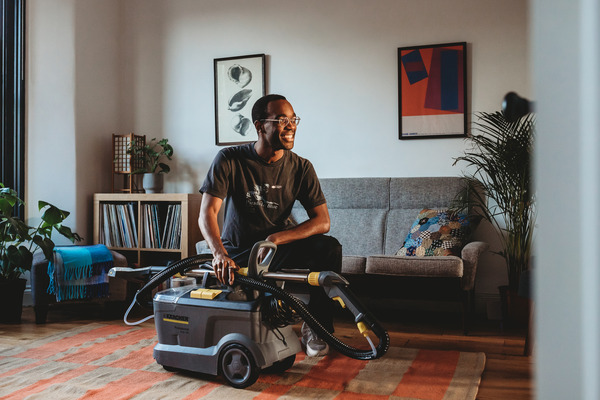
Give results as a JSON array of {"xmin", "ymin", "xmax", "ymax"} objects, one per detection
[{"xmin": 199, "ymin": 94, "xmax": 342, "ymax": 357}]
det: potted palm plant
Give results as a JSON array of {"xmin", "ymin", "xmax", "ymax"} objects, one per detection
[
  {"xmin": 126, "ymin": 138, "xmax": 174, "ymax": 193},
  {"xmin": 0, "ymin": 184, "xmax": 82, "ymax": 322},
  {"xmin": 453, "ymin": 111, "xmax": 535, "ymax": 323}
]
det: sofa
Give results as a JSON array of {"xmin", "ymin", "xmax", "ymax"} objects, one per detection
[{"xmin": 290, "ymin": 177, "xmax": 488, "ymax": 331}]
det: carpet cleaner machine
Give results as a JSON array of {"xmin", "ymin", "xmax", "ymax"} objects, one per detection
[{"xmin": 110, "ymin": 241, "xmax": 390, "ymax": 388}]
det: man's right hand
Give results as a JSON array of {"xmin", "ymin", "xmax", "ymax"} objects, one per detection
[{"xmin": 212, "ymin": 252, "xmax": 239, "ymax": 285}]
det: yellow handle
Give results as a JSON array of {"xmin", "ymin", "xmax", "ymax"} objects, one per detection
[
  {"xmin": 190, "ymin": 288, "xmax": 222, "ymax": 299},
  {"xmin": 332, "ymin": 296, "xmax": 346, "ymax": 308}
]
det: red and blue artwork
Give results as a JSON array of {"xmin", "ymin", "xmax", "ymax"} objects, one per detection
[{"xmin": 398, "ymin": 42, "xmax": 467, "ymax": 139}]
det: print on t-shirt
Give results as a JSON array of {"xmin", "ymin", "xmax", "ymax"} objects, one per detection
[{"xmin": 246, "ymin": 183, "xmax": 280, "ymax": 210}]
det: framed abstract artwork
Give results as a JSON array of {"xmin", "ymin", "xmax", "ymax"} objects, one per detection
[
  {"xmin": 214, "ymin": 54, "xmax": 266, "ymax": 146},
  {"xmin": 398, "ymin": 42, "xmax": 467, "ymax": 139}
]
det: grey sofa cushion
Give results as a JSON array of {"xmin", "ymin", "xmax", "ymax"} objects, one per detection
[
  {"xmin": 290, "ymin": 208, "xmax": 386, "ymax": 257},
  {"xmin": 321, "ymin": 178, "xmax": 390, "ymax": 209},
  {"xmin": 384, "ymin": 208, "xmax": 423, "ymax": 255},
  {"xmin": 342, "ymin": 255, "xmax": 367, "ymax": 274},
  {"xmin": 390, "ymin": 177, "xmax": 463, "ymax": 209},
  {"xmin": 292, "ymin": 177, "xmax": 389, "ymax": 257},
  {"xmin": 365, "ymin": 255, "xmax": 463, "ymax": 278},
  {"xmin": 329, "ymin": 209, "xmax": 387, "ymax": 256}
]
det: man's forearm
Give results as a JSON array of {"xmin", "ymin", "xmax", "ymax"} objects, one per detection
[
  {"xmin": 198, "ymin": 194, "xmax": 229, "ymax": 258},
  {"xmin": 267, "ymin": 205, "xmax": 330, "ymax": 246},
  {"xmin": 267, "ymin": 221, "xmax": 326, "ymax": 245},
  {"xmin": 199, "ymin": 215, "xmax": 228, "ymax": 257}
]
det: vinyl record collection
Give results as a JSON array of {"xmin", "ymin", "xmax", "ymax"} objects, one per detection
[{"xmin": 100, "ymin": 203, "xmax": 181, "ymax": 249}]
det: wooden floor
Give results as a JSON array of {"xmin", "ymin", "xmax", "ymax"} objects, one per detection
[{"xmin": 0, "ymin": 302, "xmax": 533, "ymax": 400}]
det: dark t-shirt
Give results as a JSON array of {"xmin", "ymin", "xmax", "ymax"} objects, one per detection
[{"xmin": 200, "ymin": 143, "xmax": 326, "ymax": 250}]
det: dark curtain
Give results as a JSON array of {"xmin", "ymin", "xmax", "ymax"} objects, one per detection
[{"xmin": 1, "ymin": 0, "xmax": 26, "ymax": 218}]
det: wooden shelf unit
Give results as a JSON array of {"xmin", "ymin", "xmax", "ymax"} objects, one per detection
[{"xmin": 93, "ymin": 193, "xmax": 203, "ymax": 267}]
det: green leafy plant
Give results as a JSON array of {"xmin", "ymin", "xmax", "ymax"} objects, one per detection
[
  {"xmin": 453, "ymin": 111, "xmax": 535, "ymax": 292},
  {"xmin": 127, "ymin": 138, "xmax": 174, "ymax": 174},
  {"xmin": 0, "ymin": 184, "xmax": 82, "ymax": 280}
]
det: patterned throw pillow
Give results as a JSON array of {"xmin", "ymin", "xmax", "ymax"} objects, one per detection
[{"xmin": 395, "ymin": 209, "xmax": 470, "ymax": 257}]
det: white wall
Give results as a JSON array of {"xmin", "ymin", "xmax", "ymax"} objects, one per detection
[
  {"xmin": 27, "ymin": 0, "xmax": 77, "ymax": 235},
  {"xmin": 533, "ymin": 0, "xmax": 600, "ymax": 398},
  {"xmin": 27, "ymin": 0, "xmax": 121, "ymax": 242},
  {"xmin": 119, "ymin": 0, "xmax": 530, "ymax": 185},
  {"xmin": 26, "ymin": 0, "xmax": 530, "ymax": 301}
]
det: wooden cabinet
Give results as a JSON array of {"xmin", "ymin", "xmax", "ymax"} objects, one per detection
[{"xmin": 93, "ymin": 193, "xmax": 202, "ymax": 267}]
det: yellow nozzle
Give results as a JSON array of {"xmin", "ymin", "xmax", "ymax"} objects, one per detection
[
  {"xmin": 357, "ymin": 321, "xmax": 370, "ymax": 337},
  {"xmin": 308, "ymin": 272, "xmax": 321, "ymax": 286},
  {"xmin": 238, "ymin": 267, "xmax": 249, "ymax": 276}
]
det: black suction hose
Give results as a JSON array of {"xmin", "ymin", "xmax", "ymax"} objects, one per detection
[
  {"xmin": 236, "ymin": 274, "xmax": 389, "ymax": 360},
  {"xmin": 133, "ymin": 253, "xmax": 390, "ymax": 360},
  {"xmin": 135, "ymin": 254, "xmax": 213, "ymax": 308}
]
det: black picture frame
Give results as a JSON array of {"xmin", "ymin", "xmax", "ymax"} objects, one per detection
[
  {"xmin": 398, "ymin": 42, "xmax": 467, "ymax": 139},
  {"xmin": 214, "ymin": 54, "xmax": 266, "ymax": 146}
]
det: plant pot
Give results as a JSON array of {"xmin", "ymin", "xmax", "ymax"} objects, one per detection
[
  {"xmin": 0, "ymin": 278, "xmax": 27, "ymax": 323},
  {"xmin": 132, "ymin": 174, "xmax": 145, "ymax": 193},
  {"xmin": 499, "ymin": 285, "xmax": 530, "ymax": 329},
  {"xmin": 142, "ymin": 173, "xmax": 164, "ymax": 194}
]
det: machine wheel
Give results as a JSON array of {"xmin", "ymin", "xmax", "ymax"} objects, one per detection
[
  {"xmin": 219, "ymin": 343, "xmax": 260, "ymax": 388},
  {"xmin": 269, "ymin": 354, "xmax": 296, "ymax": 372}
]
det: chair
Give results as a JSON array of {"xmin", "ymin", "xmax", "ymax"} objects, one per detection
[{"xmin": 30, "ymin": 246, "xmax": 129, "ymax": 324}]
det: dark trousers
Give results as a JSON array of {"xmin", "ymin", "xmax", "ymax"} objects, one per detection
[{"xmin": 227, "ymin": 235, "xmax": 342, "ymax": 332}]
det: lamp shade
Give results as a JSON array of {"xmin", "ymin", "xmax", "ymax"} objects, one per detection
[{"xmin": 502, "ymin": 92, "xmax": 533, "ymax": 122}]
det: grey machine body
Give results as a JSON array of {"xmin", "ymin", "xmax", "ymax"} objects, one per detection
[{"xmin": 152, "ymin": 284, "xmax": 301, "ymax": 375}]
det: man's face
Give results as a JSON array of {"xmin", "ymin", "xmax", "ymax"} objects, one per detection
[{"xmin": 258, "ymin": 99, "xmax": 297, "ymax": 151}]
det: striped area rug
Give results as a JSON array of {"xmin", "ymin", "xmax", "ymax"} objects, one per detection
[{"xmin": 0, "ymin": 323, "xmax": 485, "ymax": 400}]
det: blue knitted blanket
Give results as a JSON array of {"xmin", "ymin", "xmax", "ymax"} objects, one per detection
[{"xmin": 47, "ymin": 244, "xmax": 114, "ymax": 302}]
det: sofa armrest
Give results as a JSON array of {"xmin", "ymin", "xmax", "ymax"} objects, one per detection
[
  {"xmin": 461, "ymin": 241, "xmax": 489, "ymax": 291},
  {"xmin": 110, "ymin": 250, "xmax": 128, "ymax": 267}
]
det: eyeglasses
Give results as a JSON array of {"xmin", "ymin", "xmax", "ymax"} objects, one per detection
[{"xmin": 260, "ymin": 116, "xmax": 301, "ymax": 127}]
